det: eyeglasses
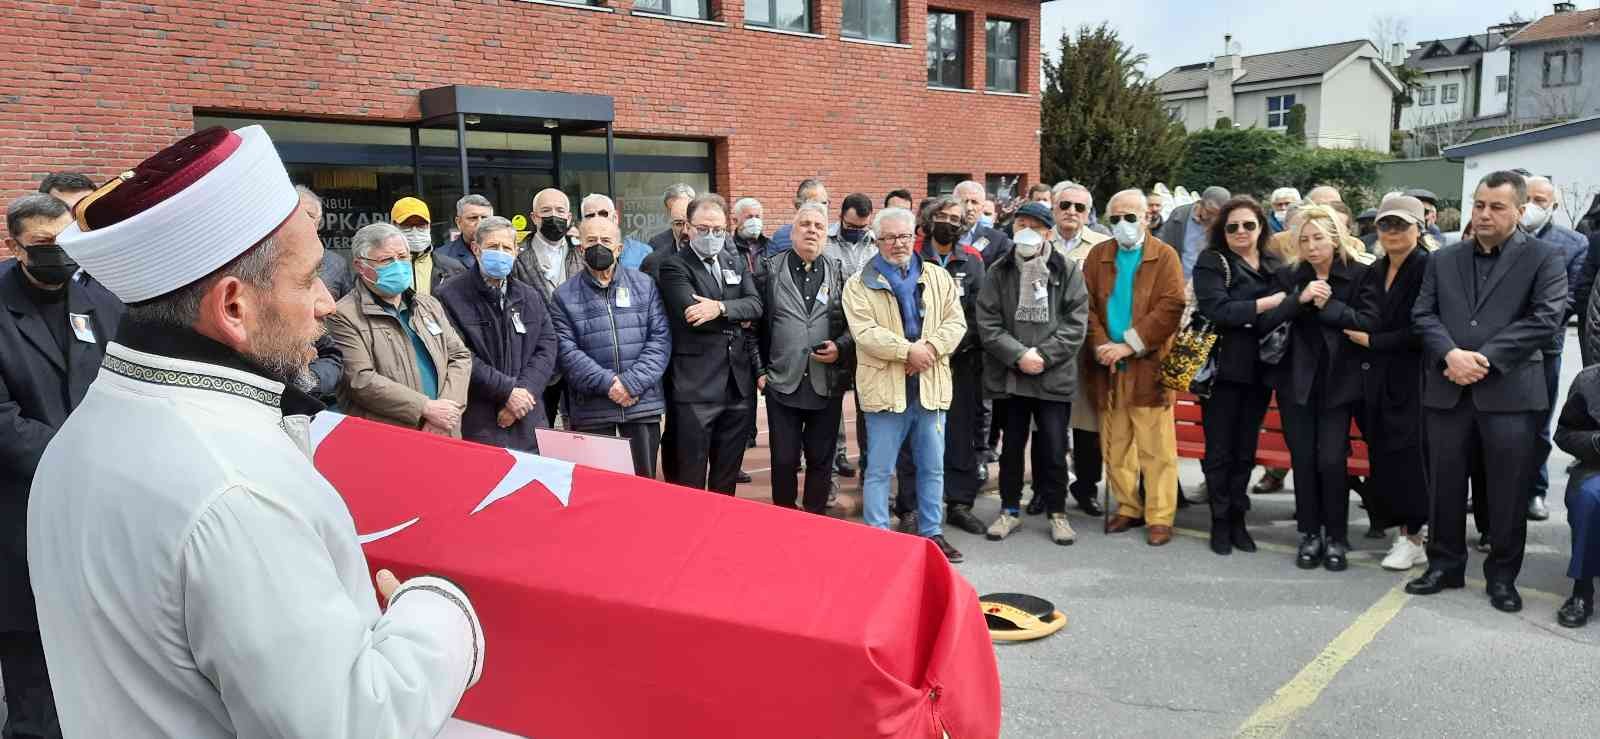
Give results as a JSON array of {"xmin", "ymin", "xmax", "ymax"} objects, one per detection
[
  {"xmin": 361, "ymin": 253, "xmax": 411, "ymax": 267},
  {"xmin": 583, "ymin": 209, "xmax": 612, "ymax": 220},
  {"xmin": 878, "ymin": 234, "xmax": 915, "ymax": 245},
  {"xmin": 1224, "ymin": 222, "xmax": 1259, "ymax": 234},
  {"xmin": 671, "ymin": 219, "xmax": 687, "ymax": 229},
  {"xmin": 1106, "ymin": 214, "xmax": 1141, "ymax": 225},
  {"xmin": 1056, "ymin": 201, "xmax": 1089, "ymax": 213},
  {"xmin": 931, "ymin": 214, "xmax": 963, "ymax": 225},
  {"xmin": 1375, "ymin": 217, "xmax": 1415, "ymax": 233},
  {"xmin": 690, "ymin": 225, "xmax": 727, "ymax": 238}
]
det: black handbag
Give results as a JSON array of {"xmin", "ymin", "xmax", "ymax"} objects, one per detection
[{"xmin": 1259, "ymin": 321, "xmax": 1292, "ymax": 365}]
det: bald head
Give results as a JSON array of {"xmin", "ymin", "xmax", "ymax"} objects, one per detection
[
  {"xmin": 532, "ymin": 188, "xmax": 571, "ymax": 219},
  {"xmin": 1108, "ymin": 189, "xmax": 1148, "ymax": 214},
  {"xmin": 1308, "ymin": 186, "xmax": 1342, "ymax": 206}
]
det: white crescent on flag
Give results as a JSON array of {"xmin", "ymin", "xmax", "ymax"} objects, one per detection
[{"xmin": 309, "ymin": 412, "xmax": 576, "ymax": 543}]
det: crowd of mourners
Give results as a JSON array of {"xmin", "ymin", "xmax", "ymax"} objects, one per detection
[{"xmin": 8, "ymin": 164, "xmax": 1600, "ymax": 736}]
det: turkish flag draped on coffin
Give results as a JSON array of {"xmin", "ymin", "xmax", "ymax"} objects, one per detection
[{"xmin": 308, "ymin": 413, "xmax": 1002, "ymax": 739}]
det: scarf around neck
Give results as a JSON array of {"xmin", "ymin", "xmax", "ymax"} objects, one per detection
[{"xmin": 1015, "ymin": 248, "xmax": 1050, "ymax": 323}]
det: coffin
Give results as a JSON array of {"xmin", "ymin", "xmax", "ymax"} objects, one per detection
[{"xmin": 307, "ymin": 413, "xmax": 1001, "ymax": 738}]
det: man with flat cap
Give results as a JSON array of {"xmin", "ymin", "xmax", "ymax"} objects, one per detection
[{"xmin": 28, "ymin": 126, "xmax": 485, "ymax": 737}]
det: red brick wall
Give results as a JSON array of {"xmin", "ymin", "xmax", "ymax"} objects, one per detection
[{"xmin": 0, "ymin": 0, "xmax": 1039, "ymax": 225}]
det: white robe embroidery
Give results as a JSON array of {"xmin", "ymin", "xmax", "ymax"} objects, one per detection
[{"xmin": 28, "ymin": 343, "xmax": 483, "ymax": 738}]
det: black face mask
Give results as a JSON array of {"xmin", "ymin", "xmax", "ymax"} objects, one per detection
[
  {"xmin": 584, "ymin": 244, "xmax": 616, "ymax": 271},
  {"xmin": 930, "ymin": 222, "xmax": 961, "ymax": 246},
  {"xmin": 23, "ymin": 244, "xmax": 77, "ymax": 285},
  {"xmin": 839, "ymin": 226, "xmax": 866, "ymax": 244},
  {"xmin": 539, "ymin": 216, "xmax": 570, "ymax": 243}
]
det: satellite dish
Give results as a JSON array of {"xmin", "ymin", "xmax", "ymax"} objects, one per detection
[{"xmin": 1227, "ymin": 40, "xmax": 1243, "ymax": 55}]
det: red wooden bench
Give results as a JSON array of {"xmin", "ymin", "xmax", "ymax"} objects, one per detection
[{"xmin": 1173, "ymin": 392, "xmax": 1371, "ymax": 477}]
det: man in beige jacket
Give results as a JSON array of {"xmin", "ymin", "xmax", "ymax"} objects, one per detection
[
  {"xmin": 843, "ymin": 207, "xmax": 968, "ymax": 563},
  {"xmin": 328, "ymin": 222, "xmax": 472, "ymax": 436}
]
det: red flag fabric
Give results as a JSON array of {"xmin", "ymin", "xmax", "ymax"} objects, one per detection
[{"xmin": 309, "ymin": 414, "xmax": 1001, "ymax": 738}]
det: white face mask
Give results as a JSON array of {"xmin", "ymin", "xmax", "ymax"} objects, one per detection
[
  {"xmin": 1520, "ymin": 203, "xmax": 1551, "ymax": 232},
  {"xmin": 1274, "ymin": 207, "xmax": 1289, "ymax": 222},
  {"xmin": 1013, "ymin": 228, "xmax": 1045, "ymax": 258},
  {"xmin": 1113, "ymin": 220, "xmax": 1144, "ymax": 248},
  {"xmin": 738, "ymin": 217, "xmax": 764, "ymax": 239},
  {"xmin": 402, "ymin": 227, "xmax": 432, "ymax": 254}
]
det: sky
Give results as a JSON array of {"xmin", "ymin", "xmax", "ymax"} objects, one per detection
[{"xmin": 1040, "ymin": 1, "xmax": 1567, "ymax": 80}]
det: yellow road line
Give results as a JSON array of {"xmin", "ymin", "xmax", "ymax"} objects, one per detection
[{"xmin": 1233, "ymin": 582, "xmax": 1412, "ymax": 738}]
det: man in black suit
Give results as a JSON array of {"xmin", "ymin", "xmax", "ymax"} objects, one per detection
[
  {"xmin": 656, "ymin": 194, "xmax": 764, "ymax": 494},
  {"xmin": 952, "ymin": 180, "xmax": 1014, "ymax": 265},
  {"xmin": 1, "ymin": 193, "xmax": 125, "ymax": 738},
  {"xmin": 1408, "ymin": 171, "xmax": 1567, "ymax": 613}
]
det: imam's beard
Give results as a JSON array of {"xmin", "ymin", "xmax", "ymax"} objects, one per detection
[{"xmin": 245, "ymin": 302, "xmax": 324, "ymax": 386}]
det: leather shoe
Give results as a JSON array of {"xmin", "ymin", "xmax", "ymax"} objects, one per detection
[
  {"xmin": 1323, "ymin": 540, "xmax": 1349, "ymax": 572},
  {"xmin": 1475, "ymin": 533, "xmax": 1492, "ymax": 553},
  {"xmin": 930, "ymin": 534, "xmax": 964, "ymax": 563},
  {"xmin": 834, "ymin": 457, "xmax": 856, "ymax": 478},
  {"xmin": 1487, "ymin": 582, "xmax": 1523, "ymax": 613},
  {"xmin": 1251, "ymin": 474, "xmax": 1284, "ymax": 494},
  {"xmin": 1147, "ymin": 525, "xmax": 1173, "ymax": 546},
  {"xmin": 1025, "ymin": 493, "xmax": 1047, "ymax": 516},
  {"xmin": 1074, "ymin": 493, "xmax": 1103, "ymax": 517},
  {"xmin": 1230, "ymin": 519, "xmax": 1257, "ymax": 552},
  {"xmin": 736, "ymin": 470, "xmax": 752, "ymax": 484},
  {"xmin": 947, "ymin": 505, "xmax": 985, "ymax": 536},
  {"xmin": 1528, "ymin": 496, "xmax": 1550, "ymax": 521},
  {"xmin": 1405, "ymin": 569, "xmax": 1465, "ymax": 595},
  {"xmin": 1105, "ymin": 515, "xmax": 1144, "ymax": 533},
  {"xmin": 1296, "ymin": 533, "xmax": 1325, "ymax": 570},
  {"xmin": 1210, "ymin": 525, "xmax": 1232, "ymax": 555},
  {"xmin": 1557, "ymin": 595, "xmax": 1594, "ymax": 628}
]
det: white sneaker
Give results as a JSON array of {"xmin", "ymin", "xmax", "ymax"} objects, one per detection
[
  {"xmin": 1381, "ymin": 535, "xmax": 1428, "ymax": 571},
  {"xmin": 1049, "ymin": 513, "xmax": 1076, "ymax": 546},
  {"xmin": 987, "ymin": 512, "xmax": 1022, "ymax": 541}
]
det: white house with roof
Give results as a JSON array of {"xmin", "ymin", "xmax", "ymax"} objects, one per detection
[
  {"xmin": 1444, "ymin": 114, "xmax": 1600, "ymax": 228},
  {"xmin": 1155, "ymin": 38, "xmax": 1404, "ymax": 150},
  {"xmin": 1398, "ymin": 27, "xmax": 1519, "ymax": 130}
]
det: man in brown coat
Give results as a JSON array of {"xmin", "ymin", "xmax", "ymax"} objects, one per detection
[
  {"xmin": 1083, "ymin": 189, "xmax": 1188, "ymax": 545},
  {"xmin": 328, "ymin": 222, "xmax": 473, "ymax": 437}
]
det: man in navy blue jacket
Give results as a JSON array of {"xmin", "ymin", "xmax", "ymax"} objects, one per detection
[
  {"xmin": 550, "ymin": 217, "xmax": 672, "ymax": 477},
  {"xmin": 436, "ymin": 216, "xmax": 559, "ymax": 453}
]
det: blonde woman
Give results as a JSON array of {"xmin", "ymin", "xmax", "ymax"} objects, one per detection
[{"xmin": 1258, "ymin": 205, "xmax": 1369, "ymax": 571}]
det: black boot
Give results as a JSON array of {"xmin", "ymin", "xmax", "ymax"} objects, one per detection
[
  {"xmin": 1210, "ymin": 521, "xmax": 1233, "ymax": 555},
  {"xmin": 1230, "ymin": 515, "xmax": 1257, "ymax": 552},
  {"xmin": 1324, "ymin": 539, "xmax": 1350, "ymax": 572},
  {"xmin": 947, "ymin": 505, "xmax": 985, "ymax": 536},
  {"xmin": 1296, "ymin": 532, "xmax": 1325, "ymax": 569}
]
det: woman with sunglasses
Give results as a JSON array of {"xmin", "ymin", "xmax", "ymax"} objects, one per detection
[
  {"xmin": 1345, "ymin": 195, "xmax": 1432, "ymax": 572},
  {"xmin": 1193, "ymin": 197, "xmax": 1287, "ymax": 555},
  {"xmin": 1258, "ymin": 205, "xmax": 1368, "ymax": 571}
]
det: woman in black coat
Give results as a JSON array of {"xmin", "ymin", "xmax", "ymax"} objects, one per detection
[
  {"xmin": 1346, "ymin": 197, "xmax": 1431, "ymax": 573},
  {"xmin": 1258, "ymin": 205, "xmax": 1366, "ymax": 571},
  {"xmin": 1193, "ymin": 197, "xmax": 1287, "ymax": 556}
]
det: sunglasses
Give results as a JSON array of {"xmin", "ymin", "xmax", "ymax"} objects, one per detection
[
  {"xmin": 1224, "ymin": 221, "xmax": 1259, "ymax": 234},
  {"xmin": 584, "ymin": 209, "xmax": 612, "ymax": 220},
  {"xmin": 1106, "ymin": 213, "xmax": 1141, "ymax": 225},
  {"xmin": 1375, "ymin": 217, "xmax": 1415, "ymax": 233},
  {"xmin": 1055, "ymin": 201, "xmax": 1089, "ymax": 213}
]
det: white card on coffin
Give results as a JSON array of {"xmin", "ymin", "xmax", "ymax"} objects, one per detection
[{"xmin": 534, "ymin": 428, "xmax": 636, "ymax": 476}]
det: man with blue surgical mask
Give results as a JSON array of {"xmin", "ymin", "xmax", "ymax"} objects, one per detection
[
  {"xmin": 328, "ymin": 221, "xmax": 472, "ymax": 437},
  {"xmin": 435, "ymin": 215, "xmax": 559, "ymax": 452}
]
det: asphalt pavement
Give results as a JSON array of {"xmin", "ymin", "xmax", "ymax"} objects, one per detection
[{"xmin": 735, "ymin": 330, "xmax": 1600, "ymax": 737}]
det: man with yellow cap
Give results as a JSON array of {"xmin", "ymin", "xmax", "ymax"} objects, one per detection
[
  {"xmin": 391, "ymin": 195, "xmax": 465, "ymax": 297},
  {"xmin": 27, "ymin": 126, "xmax": 484, "ymax": 737}
]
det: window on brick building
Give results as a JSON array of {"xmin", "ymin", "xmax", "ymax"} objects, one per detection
[
  {"xmin": 747, "ymin": 0, "xmax": 810, "ymax": 32},
  {"xmin": 842, "ymin": 0, "xmax": 898, "ymax": 44},
  {"xmin": 985, "ymin": 174, "xmax": 1022, "ymax": 200},
  {"xmin": 927, "ymin": 173, "xmax": 968, "ymax": 196},
  {"xmin": 634, "ymin": 0, "xmax": 708, "ymax": 21},
  {"xmin": 985, "ymin": 19, "xmax": 1020, "ymax": 93},
  {"xmin": 927, "ymin": 11, "xmax": 964, "ymax": 89}
]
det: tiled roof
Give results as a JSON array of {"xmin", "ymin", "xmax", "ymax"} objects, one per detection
[
  {"xmin": 1507, "ymin": 8, "xmax": 1600, "ymax": 46},
  {"xmin": 1154, "ymin": 40, "xmax": 1371, "ymax": 93}
]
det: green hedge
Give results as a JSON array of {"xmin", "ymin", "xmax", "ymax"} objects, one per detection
[{"xmin": 1176, "ymin": 128, "xmax": 1386, "ymax": 209}]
